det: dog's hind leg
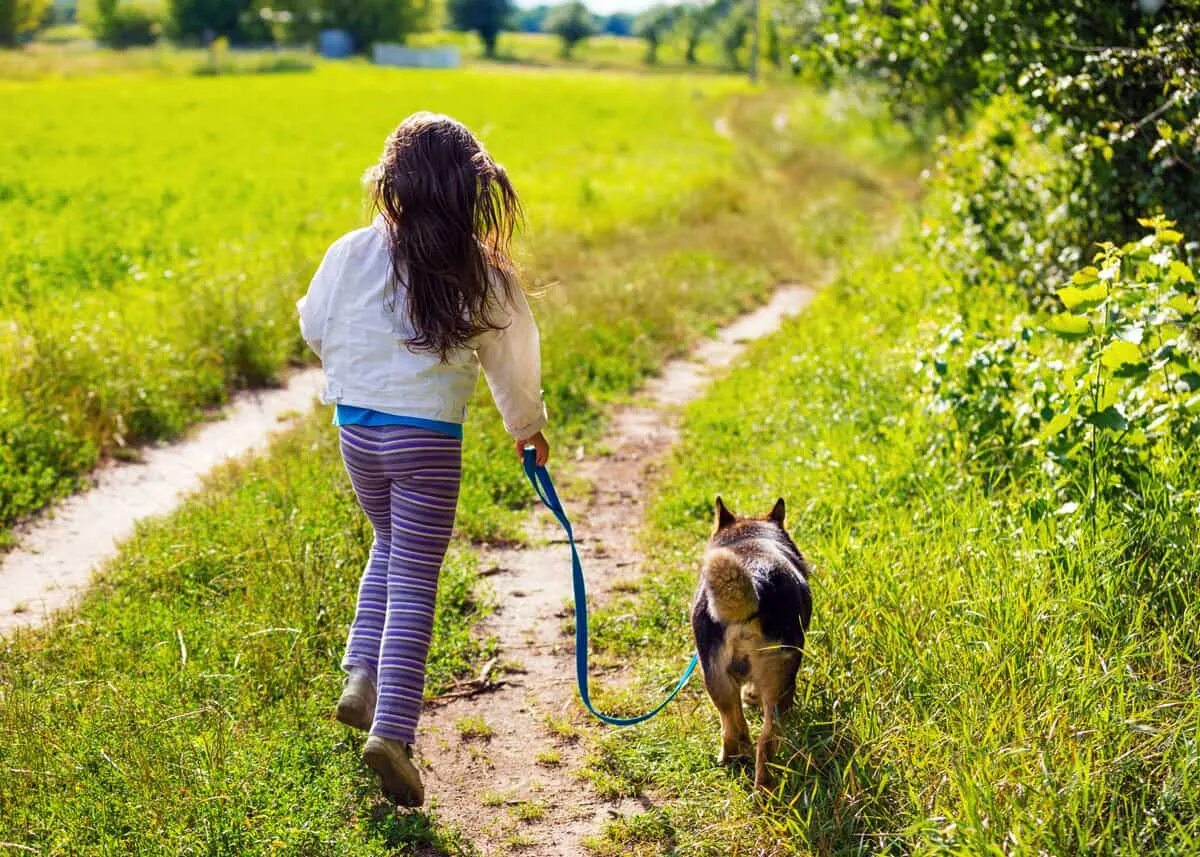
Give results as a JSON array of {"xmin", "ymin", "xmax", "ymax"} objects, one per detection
[
  {"xmin": 704, "ymin": 668, "xmax": 751, "ymax": 763},
  {"xmin": 752, "ymin": 657, "xmax": 798, "ymax": 790},
  {"xmin": 754, "ymin": 695, "xmax": 780, "ymax": 790}
]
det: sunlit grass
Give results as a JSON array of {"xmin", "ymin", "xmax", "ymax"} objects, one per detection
[{"xmin": 0, "ymin": 63, "xmax": 747, "ymax": 528}]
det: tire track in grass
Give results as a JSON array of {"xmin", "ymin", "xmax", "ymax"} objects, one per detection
[
  {"xmin": 413, "ymin": 285, "xmax": 815, "ymax": 855},
  {"xmin": 0, "ymin": 368, "xmax": 324, "ymax": 634}
]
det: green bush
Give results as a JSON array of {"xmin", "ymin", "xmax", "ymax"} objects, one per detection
[
  {"xmin": 544, "ymin": 0, "xmax": 594, "ymax": 58},
  {"xmin": 317, "ymin": 0, "xmax": 427, "ymax": 52},
  {"xmin": 447, "ymin": 0, "xmax": 512, "ymax": 58},
  {"xmin": 167, "ymin": 0, "xmax": 247, "ymax": 39},
  {"xmin": 0, "ymin": 0, "xmax": 50, "ymax": 45},
  {"xmin": 96, "ymin": 3, "xmax": 162, "ymax": 46},
  {"xmin": 925, "ymin": 219, "xmax": 1199, "ymax": 527}
]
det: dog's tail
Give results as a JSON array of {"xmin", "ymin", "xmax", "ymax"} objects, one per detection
[{"xmin": 701, "ymin": 547, "xmax": 758, "ymax": 624}]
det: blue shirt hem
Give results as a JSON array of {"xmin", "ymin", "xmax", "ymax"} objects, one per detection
[{"xmin": 333, "ymin": 405, "xmax": 463, "ymax": 439}]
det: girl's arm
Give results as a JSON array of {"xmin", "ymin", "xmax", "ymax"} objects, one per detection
[
  {"xmin": 296, "ymin": 241, "xmax": 344, "ymax": 358},
  {"xmin": 476, "ymin": 284, "xmax": 549, "ymax": 460}
]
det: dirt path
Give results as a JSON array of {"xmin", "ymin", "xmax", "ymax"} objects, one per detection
[
  {"xmin": 415, "ymin": 285, "xmax": 815, "ymax": 855},
  {"xmin": 0, "ymin": 369, "xmax": 324, "ymax": 634}
]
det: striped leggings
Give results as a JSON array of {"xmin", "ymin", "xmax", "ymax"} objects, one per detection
[{"xmin": 338, "ymin": 424, "xmax": 462, "ymax": 744}]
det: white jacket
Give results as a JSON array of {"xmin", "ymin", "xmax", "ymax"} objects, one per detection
[{"xmin": 297, "ymin": 216, "xmax": 548, "ymax": 440}]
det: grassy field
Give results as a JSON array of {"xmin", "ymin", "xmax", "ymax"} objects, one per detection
[
  {"xmin": 1, "ymin": 32, "xmax": 740, "ymax": 81},
  {"xmin": 0, "ymin": 64, "xmax": 754, "ymax": 533},
  {"xmin": 412, "ymin": 30, "xmax": 734, "ymax": 72},
  {"xmin": 0, "ymin": 67, "xmax": 912, "ymax": 852},
  {"xmin": 581, "ymin": 102, "xmax": 1200, "ymax": 855}
]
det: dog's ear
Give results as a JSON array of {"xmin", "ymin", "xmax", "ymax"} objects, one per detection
[
  {"xmin": 768, "ymin": 498, "xmax": 786, "ymax": 525},
  {"xmin": 715, "ymin": 496, "xmax": 736, "ymax": 530}
]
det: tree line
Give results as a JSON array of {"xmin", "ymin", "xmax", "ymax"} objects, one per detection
[{"xmin": 4, "ymin": 0, "xmax": 788, "ymax": 70}]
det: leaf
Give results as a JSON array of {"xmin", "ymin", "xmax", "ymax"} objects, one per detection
[
  {"xmin": 1039, "ymin": 411, "xmax": 1073, "ymax": 438},
  {"xmin": 1101, "ymin": 340, "xmax": 1142, "ymax": 370},
  {"xmin": 1071, "ymin": 266, "xmax": 1100, "ymax": 285},
  {"xmin": 1112, "ymin": 360, "xmax": 1150, "ymax": 381},
  {"xmin": 1166, "ymin": 294, "xmax": 1195, "ymax": 316},
  {"xmin": 1045, "ymin": 314, "xmax": 1091, "ymax": 339},
  {"xmin": 1056, "ymin": 283, "xmax": 1108, "ymax": 312},
  {"xmin": 1159, "ymin": 229, "xmax": 1184, "ymax": 244},
  {"xmin": 1096, "ymin": 384, "xmax": 1121, "ymax": 413},
  {"xmin": 1085, "ymin": 405, "xmax": 1129, "ymax": 432},
  {"xmin": 1169, "ymin": 261, "xmax": 1196, "ymax": 285}
]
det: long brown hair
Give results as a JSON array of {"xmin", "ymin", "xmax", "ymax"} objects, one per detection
[{"xmin": 365, "ymin": 112, "xmax": 523, "ymax": 361}]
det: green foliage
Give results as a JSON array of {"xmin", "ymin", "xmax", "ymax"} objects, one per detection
[
  {"xmin": 0, "ymin": 0, "xmax": 50, "ymax": 45},
  {"xmin": 633, "ymin": 4, "xmax": 672, "ymax": 64},
  {"xmin": 167, "ymin": 0, "xmax": 250, "ymax": 39},
  {"xmin": 797, "ymin": 0, "xmax": 1200, "ymax": 240},
  {"xmin": 544, "ymin": 0, "xmax": 593, "ymax": 57},
  {"xmin": 673, "ymin": 1, "xmax": 709, "ymax": 64},
  {"xmin": 318, "ymin": 0, "xmax": 428, "ymax": 51},
  {"xmin": 447, "ymin": 0, "xmax": 512, "ymax": 57},
  {"xmin": 716, "ymin": 0, "xmax": 747, "ymax": 70},
  {"xmin": 94, "ymin": 1, "xmax": 163, "ymax": 46},
  {"xmin": 927, "ymin": 219, "xmax": 1200, "ymax": 527},
  {"xmin": 927, "ymin": 96, "xmax": 1092, "ymax": 307}
]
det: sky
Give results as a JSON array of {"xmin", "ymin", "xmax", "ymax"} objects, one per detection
[{"xmin": 515, "ymin": 0, "xmax": 657, "ymax": 16}]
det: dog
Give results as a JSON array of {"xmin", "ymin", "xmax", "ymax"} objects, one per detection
[{"xmin": 691, "ymin": 496, "xmax": 812, "ymax": 790}]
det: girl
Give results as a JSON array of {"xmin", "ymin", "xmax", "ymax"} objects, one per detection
[{"xmin": 297, "ymin": 112, "xmax": 550, "ymax": 807}]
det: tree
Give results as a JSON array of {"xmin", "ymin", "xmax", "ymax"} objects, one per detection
[
  {"xmin": 515, "ymin": 4, "xmax": 549, "ymax": 32},
  {"xmin": 316, "ymin": 0, "xmax": 428, "ymax": 50},
  {"xmin": 448, "ymin": 0, "xmax": 512, "ymax": 57},
  {"xmin": 719, "ymin": 2, "xmax": 749, "ymax": 69},
  {"xmin": 544, "ymin": 0, "xmax": 593, "ymax": 58},
  {"xmin": 167, "ymin": 0, "xmax": 252, "ymax": 40},
  {"xmin": 675, "ymin": 1, "xmax": 713, "ymax": 64},
  {"xmin": 0, "ymin": 0, "xmax": 50, "ymax": 45},
  {"xmin": 635, "ymin": 4, "xmax": 673, "ymax": 64},
  {"xmin": 799, "ymin": 0, "xmax": 1200, "ymax": 236}
]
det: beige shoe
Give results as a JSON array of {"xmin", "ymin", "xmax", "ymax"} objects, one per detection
[
  {"xmin": 362, "ymin": 735, "xmax": 425, "ymax": 807},
  {"xmin": 335, "ymin": 670, "xmax": 376, "ymax": 732}
]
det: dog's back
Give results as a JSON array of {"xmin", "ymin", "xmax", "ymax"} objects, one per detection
[{"xmin": 693, "ymin": 504, "xmax": 812, "ymax": 682}]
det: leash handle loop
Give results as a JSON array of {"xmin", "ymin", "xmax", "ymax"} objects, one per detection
[{"xmin": 522, "ymin": 447, "xmax": 698, "ymax": 727}]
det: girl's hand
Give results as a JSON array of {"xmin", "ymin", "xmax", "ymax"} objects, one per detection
[{"xmin": 516, "ymin": 431, "xmax": 550, "ymax": 467}]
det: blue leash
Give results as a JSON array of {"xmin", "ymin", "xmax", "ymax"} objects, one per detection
[{"xmin": 522, "ymin": 446, "xmax": 699, "ymax": 726}]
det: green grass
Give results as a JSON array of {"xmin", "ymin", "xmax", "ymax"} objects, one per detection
[
  {"xmin": 581, "ymin": 109, "xmax": 1200, "ymax": 855},
  {"xmin": 0, "ymin": 79, "xmax": 912, "ymax": 853},
  {"xmin": 0, "ymin": 64, "xmax": 749, "ymax": 530},
  {"xmin": 0, "ymin": 41, "xmax": 321, "ymax": 79},
  {"xmin": 454, "ymin": 715, "xmax": 494, "ymax": 741}
]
